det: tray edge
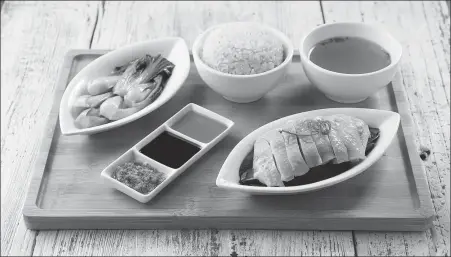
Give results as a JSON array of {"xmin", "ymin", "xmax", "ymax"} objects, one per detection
[
  {"xmin": 390, "ymin": 72, "xmax": 435, "ymax": 225},
  {"xmin": 22, "ymin": 50, "xmax": 83, "ymax": 224}
]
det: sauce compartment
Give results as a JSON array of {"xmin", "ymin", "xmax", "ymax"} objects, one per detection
[
  {"xmin": 137, "ymin": 130, "xmax": 202, "ymax": 169},
  {"xmin": 170, "ymin": 111, "xmax": 228, "ymax": 143},
  {"xmin": 100, "ymin": 149, "xmax": 173, "ymax": 203},
  {"xmin": 166, "ymin": 103, "xmax": 233, "ymax": 144},
  {"xmin": 101, "ymin": 103, "xmax": 234, "ymax": 203}
]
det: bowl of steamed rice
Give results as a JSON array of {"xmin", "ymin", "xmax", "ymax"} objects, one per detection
[{"xmin": 193, "ymin": 22, "xmax": 294, "ymax": 103}]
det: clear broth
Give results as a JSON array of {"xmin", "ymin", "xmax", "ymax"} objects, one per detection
[{"xmin": 308, "ymin": 37, "xmax": 391, "ymax": 74}]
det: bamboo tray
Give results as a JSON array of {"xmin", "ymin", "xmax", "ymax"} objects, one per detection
[{"xmin": 23, "ymin": 50, "xmax": 434, "ymax": 231}]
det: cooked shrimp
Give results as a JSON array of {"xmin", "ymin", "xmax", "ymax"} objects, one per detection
[
  {"xmin": 87, "ymin": 76, "xmax": 121, "ymax": 95},
  {"xmin": 123, "ymin": 83, "xmax": 154, "ymax": 106},
  {"xmin": 99, "ymin": 96, "xmax": 142, "ymax": 120},
  {"xmin": 75, "ymin": 108, "xmax": 109, "ymax": 129},
  {"xmin": 73, "ymin": 92, "xmax": 113, "ymax": 108},
  {"xmin": 99, "ymin": 84, "xmax": 164, "ymax": 121},
  {"xmin": 123, "ymin": 75, "xmax": 163, "ymax": 107},
  {"xmin": 70, "ymin": 54, "xmax": 175, "ymax": 128}
]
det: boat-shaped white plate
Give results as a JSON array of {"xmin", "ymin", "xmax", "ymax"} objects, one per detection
[
  {"xmin": 216, "ymin": 108, "xmax": 400, "ymax": 194},
  {"xmin": 59, "ymin": 37, "xmax": 190, "ymax": 136}
]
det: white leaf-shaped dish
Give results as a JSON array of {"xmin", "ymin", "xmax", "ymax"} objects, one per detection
[
  {"xmin": 216, "ymin": 108, "xmax": 400, "ymax": 194},
  {"xmin": 59, "ymin": 37, "xmax": 190, "ymax": 135}
]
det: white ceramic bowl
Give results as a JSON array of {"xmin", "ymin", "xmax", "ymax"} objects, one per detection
[
  {"xmin": 59, "ymin": 37, "xmax": 190, "ymax": 136},
  {"xmin": 192, "ymin": 22, "xmax": 294, "ymax": 103},
  {"xmin": 299, "ymin": 22, "xmax": 402, "ymax": 103},
  {"xmin": 216, "ymin": 108, "xmax": 400, "ymax": 195}
]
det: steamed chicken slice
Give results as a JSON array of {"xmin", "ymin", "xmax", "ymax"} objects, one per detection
[
  {"xmin": 323, "ymin": 116, "xmax": 349, "ymax": 164},
  {"xmin": 294, "ymin": 119, "xmax": 322, "ymax": 168},
  {"xmin": 262, "ymin": 130, "xmax": 294, "ymax": 182},
  {"xmin": 280, "ymin": 120, "xmax": 310, "ymax": 176},
  {"xmin": 310, "ymin": 117, "xmax": 336, "ymax": 164},
  {"xmin": 253, "ymin": 138, "xmax": 284, "ymax": 187},
  {"xmin": 329, "ymin": 115, "xmax": 366, "ymax": 162},
  {"xmin": 347, "ymin": 115, "xmax": 371, "ymax": 148},
  {"xmin": 334, "ymin": 114, "xmax": 369, "ymax": 159}
]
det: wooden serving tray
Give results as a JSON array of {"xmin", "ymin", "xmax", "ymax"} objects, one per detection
[{"xmin": 23, "ymin": 50, "xmax": 434, "ymax": 231}]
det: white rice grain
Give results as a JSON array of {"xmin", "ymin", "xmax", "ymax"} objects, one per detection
[{"xmin": 201, "ymin": 24, "xmax": 285, "ymax": 75}]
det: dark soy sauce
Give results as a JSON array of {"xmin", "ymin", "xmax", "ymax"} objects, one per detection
[
  {"xmin": 283, "ymin": 161, "xmax": 353, "ymax": 186},
  {"xmin": 140, "ymin": 131, "xmax": 200, "ymax": 169},
  {"xmin": 309, "ymin": 36, "xmax": 391, "ymax": 74}
]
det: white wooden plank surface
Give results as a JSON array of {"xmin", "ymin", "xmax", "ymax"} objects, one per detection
[
  {"xmin": 1, "ymin": 0, "xmax": 449, "ymax": 256},
  {"xmin": 321, "ymin": 1, "xmax": 450, "ymax": 256},
  {"xmin": 0, "ymin": 1, "xmax": 99, "ymax": 256},
  {"xmin": 32, "ymin": 230, "xmax": 355, "ymax": 256}
]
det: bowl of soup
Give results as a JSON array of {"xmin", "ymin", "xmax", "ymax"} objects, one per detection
[{"xmin": 299, "ymin": 22, "xmax": 402, "ymax": 103}]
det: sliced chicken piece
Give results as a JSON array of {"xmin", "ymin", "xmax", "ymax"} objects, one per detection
[
  {"xmin": 348, "ymin": 115, "xmax": 371, "ymax": 149},
  {"xmin": 262, "ymin": 130, "xmax": 294, "ymax": 182},
  {"xmin": 330, "ymin": 115, "xmax": 366, "ymax": 162},
  {"xmin": 253, "ymin": 138, "xmax": 284, "ymax": 187},
  {"xmin": 280, "ymin": 120, "xmax": 310, "ymax": 177},
  {"xmin": 293, "ymin": 119, "xmax": 322, "ymax": 168},
  {"xmin": 310, "ymin": 117, "xmax": 336, "ymax": 164},
  {"xmin": 323, "ymin": 116, "xmax": 349, "ymax": 164}
]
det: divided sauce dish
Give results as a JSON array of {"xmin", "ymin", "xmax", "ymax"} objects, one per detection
[
  {"xmin": 59, "ymin": 37, "xmax": 191, "ymax": 136},
  {"xmin": 216, "ymin": 108, "xmax": 400, "ymax": 195},
  {"xmin": 101, "ymin": 103, "xmax": 234, "ymax": 203}
]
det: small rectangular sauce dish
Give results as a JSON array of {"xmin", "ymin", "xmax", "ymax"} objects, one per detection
[{"xmin": 100, "ymin": 103, "xmax": 234, "ymax": 203}]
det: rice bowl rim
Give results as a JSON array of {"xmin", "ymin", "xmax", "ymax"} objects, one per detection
[{"xmin": 193, "ymin": 21, "xmax": 294, "ymax": 78}]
